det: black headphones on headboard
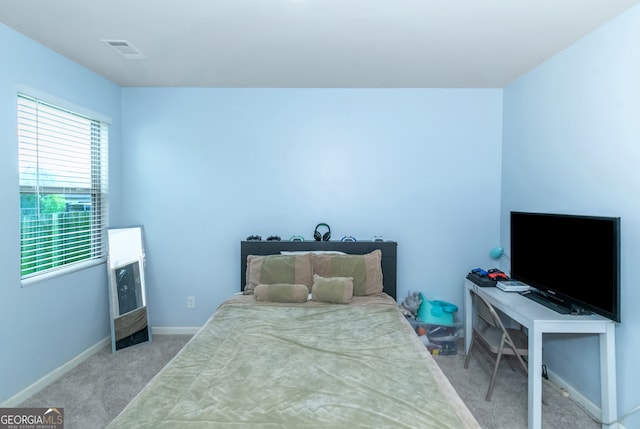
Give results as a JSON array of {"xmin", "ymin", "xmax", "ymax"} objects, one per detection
[{"xmin": 313, "ymin": 223, "xmax": 331, "ymax": 241}]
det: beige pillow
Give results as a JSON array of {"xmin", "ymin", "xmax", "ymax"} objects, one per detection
[
  {"xmin": 254, "ymin": 284, "xmax": 309, "ymax": 303},
  {"xmin": 311, "ymin": 275, "xmax": 353, "ymax": 304},
  {"xmin": 312, "ymin": 250, "xmax": 383, "ymax": 296},
  {"xmin": 245, "ymin": 253, "xmax": 313, "ymax": 294}
]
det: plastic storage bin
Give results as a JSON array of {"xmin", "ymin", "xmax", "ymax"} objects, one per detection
[{"xmin": 407, "ymin": 318, "xmax": 459, "ymax": 355}]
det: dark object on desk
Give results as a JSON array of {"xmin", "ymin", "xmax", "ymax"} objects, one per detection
[
  {"xmin": 520, "ymin": 289, "xmax": 573, "ymax": 315},
  {"xmin": 466, "ymin": 271, "xmax": 497, "ymax": 287},
  {"xmin": 266, "ymin": 235, "xmax": 281, "ymax": 241},
  {"xmin": 246, "ymin": 235, "xmax": 262, "ymax": 241}
]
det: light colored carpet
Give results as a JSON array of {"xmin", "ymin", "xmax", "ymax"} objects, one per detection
[
  {"xmin": 433, "ymin": 344, "xmax": 601, "ymax": 429},
  {"xmin": 18, "ymin": 335, "xmax": 192, "ymax": 429},
  {"xmin": 19, "ymin": 334, "xmax": 601, "ymax": 429}
]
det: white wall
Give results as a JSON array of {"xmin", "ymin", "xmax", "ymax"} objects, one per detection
[
  {"xmin": 0, "ymin": 23, "xmax": 122, "ymax": 403},
  {"xmin": 502, "ymin": 4, "xmax": 640, "ymax": 426},
  {"xmin": 120, "ymin": 88, "xmax": 504, "ymax": 327}
]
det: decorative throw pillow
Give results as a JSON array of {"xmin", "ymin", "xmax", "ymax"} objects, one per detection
[
  {"xmin": 311, "ymin": 275, "xmax": 353, "ymax": 304},
  {"xmin": 312, "ymin": 250, "xmax": 383, "ymax": 296},
  {"xmin": 245, "ymin": 253, "xmax": 313, "ymax": 294},
  {"xmin": 254, "ymin": 283, "xmax": 309, "ymax": 303}
]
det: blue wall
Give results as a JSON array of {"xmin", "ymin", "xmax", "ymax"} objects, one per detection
[
  {"xmin": 0, "ymin": 23, "xmax": 122, "ymax": 403},
  {"xmin": 3, "ymin": 3, "xmax": 638, "ymax": 423},
  {"xmin": 502, "ymin": 4, "xmax": 640, "ymax": 426},
  {"xmin": 0, "ymin": 22, "xmax": 503, "ymax": 402},
  {"xmin": 120, "ymin": 88, "xmax": 503, "ymax": 326}
]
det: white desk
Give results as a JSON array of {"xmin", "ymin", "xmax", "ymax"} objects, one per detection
[{"xmin": 463, "ymin": 280, "xmax": 617, "ymax": 429}]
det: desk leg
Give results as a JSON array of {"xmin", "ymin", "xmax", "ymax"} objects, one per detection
[
  {"xmin": 464, "ymin": 284, "xmax": 472, "ymax": 353},
  {"xmin": 600, "ymin": 324, "xmax": 617, "ymax": 429},
  {"xmin": 529, "ymin": 327, "xmax": 543, "ymax": 429}
]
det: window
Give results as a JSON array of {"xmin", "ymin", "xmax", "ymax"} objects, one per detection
[{"xmin": 17, "ymin": 94, "xmax": 109, "ymax": 280}]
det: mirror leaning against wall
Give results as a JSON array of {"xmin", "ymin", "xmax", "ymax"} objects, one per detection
[{"xmin": 107, "ymin": 226, "xmax": 151, "ymax": 352}]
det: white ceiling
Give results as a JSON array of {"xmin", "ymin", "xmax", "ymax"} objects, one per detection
[{"xmin": 1, "ymin": 0, "xmax": 638, "ymax": 88}]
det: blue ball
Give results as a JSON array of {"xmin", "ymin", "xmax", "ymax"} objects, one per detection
[{"xmin": 489, "ymin": 247, "xmax": 504, "ymax": 259}]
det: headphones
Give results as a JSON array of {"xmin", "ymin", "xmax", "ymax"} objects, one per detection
[{"xmin": 313, "ymin": 223, "xmax": 331, "ymax": 241}]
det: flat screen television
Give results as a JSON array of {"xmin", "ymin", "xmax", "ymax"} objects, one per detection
[{"xmin": 510, "ymin": 211, "xmax": 621, "ymax": 322}]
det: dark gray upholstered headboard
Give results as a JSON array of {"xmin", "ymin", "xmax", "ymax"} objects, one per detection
[{"xmin": 240, "ymin": 240, "xmax": 397, "ymax": 300}]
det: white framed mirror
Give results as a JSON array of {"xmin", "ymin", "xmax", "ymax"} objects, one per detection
[{"xmin": 107, "ymin": 226, "xmax": 151, "ymax": 352}]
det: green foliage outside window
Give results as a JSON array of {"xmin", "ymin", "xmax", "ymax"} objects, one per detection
[
  {"xmin": 20, "ymin": 194, "xmax": 67, "ymax": 214},
  {"xmin": 20, "ymin": 194, "xmax": 92, "ymax": 276}
]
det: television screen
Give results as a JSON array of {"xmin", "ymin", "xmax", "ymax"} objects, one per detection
[{"xmin": 510, "ymin": 211, "xmax": 621, "ymax": 322}]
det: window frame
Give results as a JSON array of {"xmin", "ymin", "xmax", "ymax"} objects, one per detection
[{"xmin": 17, "ymin": 92, "xmax": 110, "ymax": 286}]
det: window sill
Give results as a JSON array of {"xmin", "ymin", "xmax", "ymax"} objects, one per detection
[{"xmin": 21, "ymin": 258, "xmax": 107, "ymax": 287}]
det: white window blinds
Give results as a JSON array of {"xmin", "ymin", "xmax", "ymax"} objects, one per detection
[{"xmin": 17, "ymin": 94, "xmax": 109, "ymax": 280}]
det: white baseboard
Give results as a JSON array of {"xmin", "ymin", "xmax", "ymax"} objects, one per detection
[
  {"xmin": 1, "ymin": 336, "xmax": 110, "ymax": 407},
  {"xmin": 546, "ymin": 368, "xmax": 626, "ymax": 429},
  {"xmin": 152, "ymin": 326, "xmax": 200, "ymax": 335},
  {"xmin": 2, "ymin": 328, "xmax": 198, "ymax": 407}
]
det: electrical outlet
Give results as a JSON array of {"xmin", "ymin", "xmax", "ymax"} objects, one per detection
[{"xmin": 187, "ymin": 296, "xmax": 195, "ymax": 308}]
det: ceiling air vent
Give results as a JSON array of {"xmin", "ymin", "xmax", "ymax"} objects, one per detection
[{"xmin": 101, "ymin": 39, "xmax": 146, "ymax": 59}]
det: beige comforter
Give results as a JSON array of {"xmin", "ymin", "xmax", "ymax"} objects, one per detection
[{"xmin": 107, "ymin": 294, "xmax": 479, "ymax": 428}]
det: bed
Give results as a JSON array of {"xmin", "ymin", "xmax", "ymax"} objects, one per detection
[{"xmin": 106, "ymin": 241, "xmax": 479, "ymax": 429}]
